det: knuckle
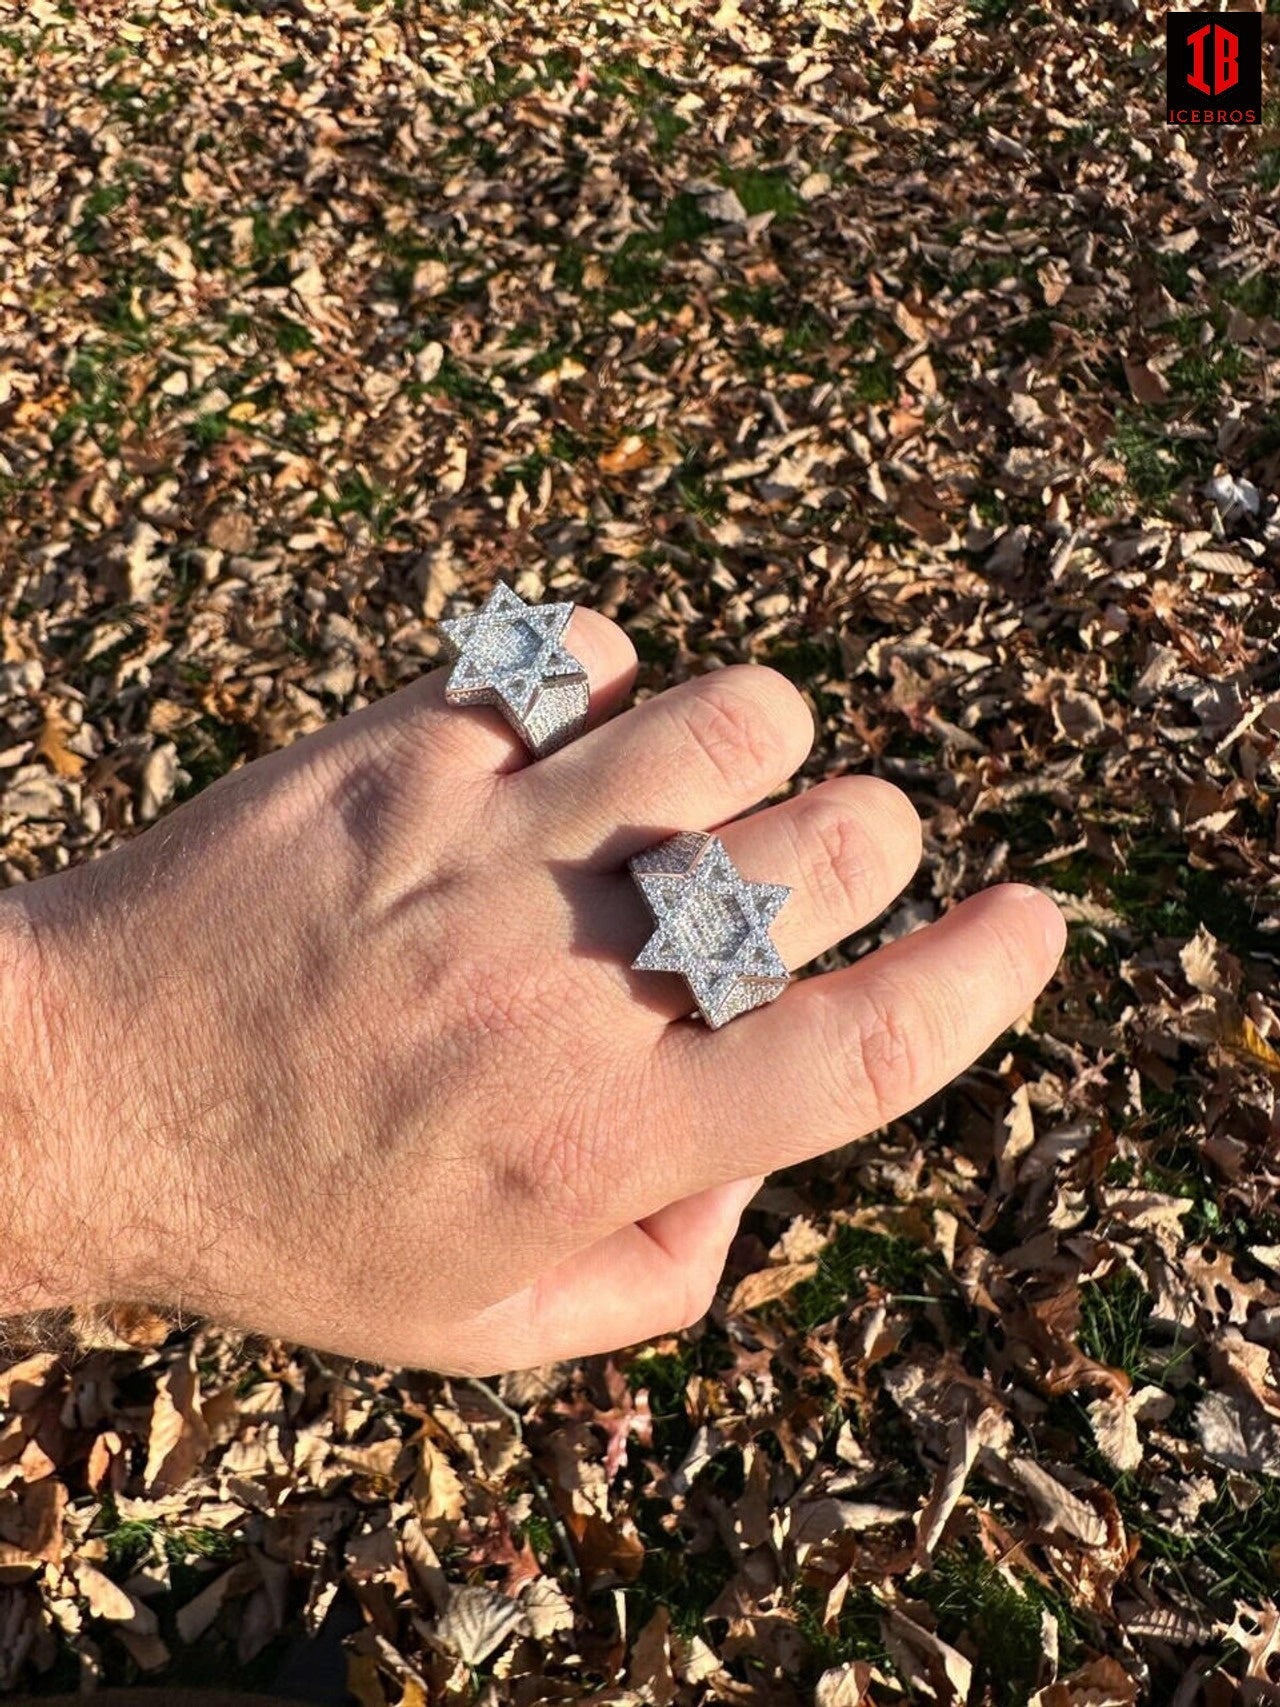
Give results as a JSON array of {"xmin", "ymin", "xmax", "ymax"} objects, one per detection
[
  {"xmin": 821, "ymin": 977, "xmax": 933, "ymax": 1133},
  {"xmin": 797, "ymin": 798, "xmax": 878, "ymax": 917},
  {"xmin": 676, "ymin": 673, "xmax": 798, "ymax": 794}
]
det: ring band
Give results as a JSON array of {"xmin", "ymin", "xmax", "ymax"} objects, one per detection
[
  {"xmin": 630, "ymin": 831, "xmax": 791, "ymax": 1027},
  {"xmin": 440, "ymin": 581, "xmax": 589, "ymax": 757}
]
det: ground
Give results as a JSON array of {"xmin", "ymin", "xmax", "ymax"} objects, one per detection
[{"xmin": 1, "ymin": 1, "xmax": 1279, "ymax": 1702}]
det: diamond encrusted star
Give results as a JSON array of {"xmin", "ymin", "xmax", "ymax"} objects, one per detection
[
  {"xmin": 630, "ymin": 832, "xmax": 791, "ymax": 1028},
  {"xmin": 439, "ymin": 581, "xmax": 588, "ymax": 755}
]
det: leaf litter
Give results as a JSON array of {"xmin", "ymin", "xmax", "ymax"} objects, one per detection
[{"xmin": 1, "ymin": 0, "xmax": 1279, "ymax": 1699}]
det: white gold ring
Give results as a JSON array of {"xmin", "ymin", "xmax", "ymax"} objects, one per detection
[
  {"xmin": 630, "ymin": 831, "xmax": 791, "ymax": 1027},
  {"xmin": 440, "ymin": 581, "xmax": 589, "ymax": 758}
]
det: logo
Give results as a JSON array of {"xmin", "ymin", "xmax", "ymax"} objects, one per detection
[{"xmin": 1167, "ymin": 12, "xmax": 1262, "ymax": 124}]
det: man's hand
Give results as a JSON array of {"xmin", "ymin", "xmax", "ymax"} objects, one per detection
[{"xmin": 0, "ymin": 608, "xmax": 1065, "ymax": 1374}]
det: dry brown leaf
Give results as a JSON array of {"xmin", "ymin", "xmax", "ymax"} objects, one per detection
[
  {"xmin": 597, "ymin": 435, "xmax": 653, "ymax": 475},
  {"xmin": 144, "ymin": 1355, "xmax": 211, "ymax": 1493},
  {"xmin": 1030, "ymin": 1655, "xmax": 1140, "ymax": 1706},
  {"xmin": 0, "ymin": 1479, "xmax": 66, "ymax": 1564},
  {"xmin": 1122, "ymin": 359, "xmax": 1170, "ymax": 405},
  {"xmin": 75, "ymin": 1560, "xmax": 140, "ymax": 1624},
  {"xmin": 1226, "ymin": 1602, "xmax": 1280, "ymax": 1684},
  {"xmin": 431, "ymin": 1584, "xmax": 524, "ymax": 1667},
  {"xmin": 725, "ymin": 1259, "xmax": 819, "ymax": 1316},
  {"xmin": 815, "ymin": 1662, "xmax": 873, "ymax": 1706},
  {"xmin": 34, "ymin": 707, "xmax": 85, "ymax": 778},
  {"xmin": 412, "ymin": 1437, "xmax": 465, "ymax": 1531},
  {"xmin": 1007, "ymin": 1458, "xmax": 1108, "ymax": 1547}
]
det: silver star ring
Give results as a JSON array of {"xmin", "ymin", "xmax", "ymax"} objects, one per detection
[
  {"xmin": 630, "ymin": 831, "xmax": 791, "ymax": 1027},
  {"xmin": 440, "ymin": 581, "xmax": 589, "ymax": 758}
]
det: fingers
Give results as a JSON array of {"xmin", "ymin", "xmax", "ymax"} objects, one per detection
[
  {"xmin": 641, "ymin": 882, "xmax": 1066, "ymax": 1196},
  {"xmin": 517, "ymin": 665, "xmax": 815, "ymax": 863},
  {"xmin": 743, "ymin": 776, "xmax": 923, "ymax": 970},
  {"xmin": 557, "ymin": 772, "xmax": 923, "ymax": 1029},
  {"xmin": 348, "ymin": 604, "xmax": 639, "ymax": 778},
  {"xmin": 451, "ymin": 1176, "xmax": 763, "ymax": 1375},
  {"xmin": 624, "ymin": 775, "xmax": 923, "ymax": 1023}
]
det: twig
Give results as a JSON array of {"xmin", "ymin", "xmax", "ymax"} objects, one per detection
[{"xmin": 462, "ymin": 1377, "xmax": 583, "ymax": 1593}]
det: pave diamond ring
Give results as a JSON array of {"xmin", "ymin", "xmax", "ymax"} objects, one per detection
[
  {"xmin": 630, "ymin": 831, "xmax": 792, "ymax": 1027},
  {"xmin": 440, "ymin": 581, "xmax": 589, "ymax": 757}
]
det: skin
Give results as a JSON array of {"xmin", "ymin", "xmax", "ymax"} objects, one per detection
[{"xmin": 0, "ymin": 608, "xmax": 1066, "ymax": 1375}]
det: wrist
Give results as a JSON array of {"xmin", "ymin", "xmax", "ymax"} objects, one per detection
[{"xmin": 0, "ymin": 891, "xmax": 104, "ymax": 1316}]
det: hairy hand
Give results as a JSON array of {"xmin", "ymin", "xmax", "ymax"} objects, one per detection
[{"xmin": 2, "ymin": 609, "xmax": 1064, "ymax": 1374}]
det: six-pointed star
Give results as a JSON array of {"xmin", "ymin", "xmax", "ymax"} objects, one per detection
[
  {"xmin": 630, "ymin": 831, "xmax": 791, "ymax": 1028},
  {"xmin": 439, "ymin": 581, "xmax": 588, "ymax": 755}
]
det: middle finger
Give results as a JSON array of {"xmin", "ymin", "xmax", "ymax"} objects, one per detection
[
  {"xmin": 515, "ymin": 664, "xmax": 816, "ymax": 864},
  {"xmin": 558, "ymin": 772, "xmax": 923, "ymax": 1025}
]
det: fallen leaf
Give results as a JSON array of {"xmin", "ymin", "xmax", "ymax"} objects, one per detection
[
  {"xmin": 725, "ymin": 1259, "xmax": 819, "ymax": 1316},
  {"xmin": 144, "ymin": 1355, "xmax": 211, "ymax": 1493},
  {"xmin": 432, "ymin": 1584, "xmax": 524, "ymax": 1666},
  {"xmin": 598, "ymin": 434, "xmax": 653, "ymax": 475},
  {"xmin": 34, "ymin": 707, "xmax": 85, "ymax": 778}
]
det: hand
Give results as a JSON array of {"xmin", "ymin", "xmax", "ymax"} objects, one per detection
[{"xmin": 0, "ymin": 607, "xmax": 1065, "ymax": 1375}]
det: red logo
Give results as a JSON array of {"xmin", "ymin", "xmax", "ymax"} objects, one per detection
[
  {"xmin": 1167, "ymin": 12, "xmax": 1261, "ymax": 126},
  {"xmin": 1186, "ymin": 22, "xmax": 1239, "ymax": 96}
]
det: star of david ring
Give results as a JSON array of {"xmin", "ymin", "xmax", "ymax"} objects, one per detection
[
  {"xmin": 630, "ymin": 831, "xmax": 791, "ymax": 1027},
  {"xmin": 440, "ymin": 581, "xmax": 589, "ymax": 758}
]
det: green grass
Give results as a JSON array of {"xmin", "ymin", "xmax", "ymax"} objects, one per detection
[
  {"xmin": 659, "ymin": 191, "xmax": 714, "ymax": 248},
  {"xmin": 721, "ymin": 166, "xmax": 802, "ymax": 221},
  {"xmin": 468, "ymin": 52, "xmax": 527, "ymax": 107},
  {"xmin": 792, "ymin": 1581, "xmax": 892, "ymax": 1680},
  {"xmin": 316, "ymin": 470, "xmax": 400, "ymax": 535},
  {"xmin": 282, "ymin": 406, "xmax": 322, "ymax": 445},
  {"xmin": 571, "ymin": 167, "xmax": 803, "ymax": 319},
  {"xmin": 791, "ymin": 1226, "xmax": 942, "ymax": 1331},
  {"xmin": 406, "ymin": 353, "xmax": 501, "ymax": 411},
  {"xmin": 245, "ymin": 203, "xmax": 310, "ymax": 287},
  {"xmin": 175, "ymin": 715, "xmax": 252, "ymax": 798},
  {"xmin": 968, "ymin": 0, "xmax": 1022, "ymax": 24},
  {"xmin": 1009, "ymin": 311, "xmax": 1056, "ymax": 357},
  {"xmin": 628, "ymin": 1517, "xmax": 736, "ymax": 1639},
  {"xmin": 72, "ymin": 173, "xmax": 139, "ymax": 252},
  {"xmin": 271, "ymin": 313, "xmax": 314, "ymax": 355},
  {"xmin": 922, "ymin": 1548, "xmax": 1083, "ymax": 1705},
  {"xmin": 1110, "ymin": 409, "xmax": 1214, "ymax": 507},
  {"xmin": 1257, "ymin": 100, "xmax": 1280, "ymax": 191},
  {"xmin": 674, "ymin": 454, "xmax": 726, "ymax": 524},
  {"xmin": 625, "ymin": 1346, "xmax": 697, "ymax": 1455},
  {"xmin": 838, "ymin": 319, "xmax": 897, "ymax": 401},
  {"xmin": 1166, "ymin": 314, "xmax": 1247, "ymax": 408},
  {"xmin": 622, "ymin": 1340, "xmax": 742, "ymax": 1637},
  {"xmin": 54, "ymin": 349, "xmax": 132, "ymax": 452},
  {"xmin": 100, "ymin": 1498, "xmax": 241, "ymax": 1576},
  {"xmin": 1217, "ymin": 270, "xmax": 1280, "ymax": 322},
  {"xmin": 595, "ymin": 54, "xmax": 689, "ymax": 154},
  {"xmin": 191, "ymin": 409, "xmax": 231, "ymax": 448},
  {"xmin": 1152, "ymin": 249, "xmax": 1197, "ymax": 304},
  {"xmin": 496, "ymin": 426, "xmax": 585, "ymax": 494},
  {"xmin": 764, "ymin": 638, "xmax": 842, "ymax": 685},
  {"xmin": 512, "ymin": 1508, "xmax": 557, "ymax": 1564},
  {"xmin": 1106, "ymin": 835, "xmax": 1263, "ymax": 961},
  {"xmin": 1078, "ymin": 1267, "xmax": 1167, "ymax": 1383},
  {"xmin": 1084, "ymin": 479, "xmax": 1122, "ymax": 516},
  {"xmin": 629, "ymin": 626, "xmax": 679, "ymax": 669}
]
